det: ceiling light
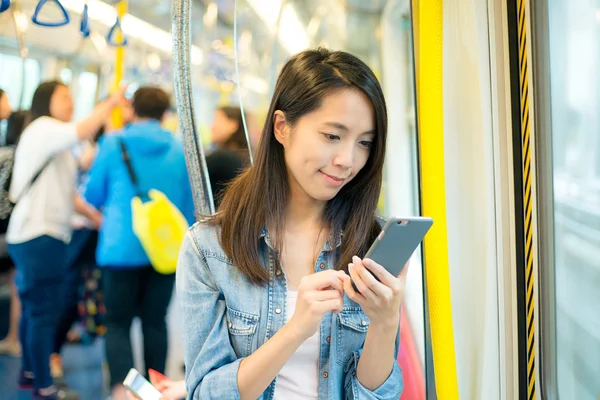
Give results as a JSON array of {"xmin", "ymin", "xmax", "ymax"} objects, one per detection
[
  {"xmin": 204, "ymin": 3, "xmax": 218, "ymax": 29},
  {"xmin": 244, "ymin": 0, "xmax": 309, "ymax": 54},
  {"xmin": 147, "ymin": 52, "xmax": 162, "ymax": 71},
  {"xmin": 14, "ymin": 10, "xmax": 29, "ymax": 32}
]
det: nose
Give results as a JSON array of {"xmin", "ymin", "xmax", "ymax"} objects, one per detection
[{"xmin": 332, "ymin": 143, "xmax": 354, "ymax": 171}]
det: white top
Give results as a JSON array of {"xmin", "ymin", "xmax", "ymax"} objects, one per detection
[
  {"xmin": 7, "ymin": 116, "xmax": 79, "ymax": 244},
  {"xmin": 273, "ymin": 290, "xmax": 319, "ymax": 400}
]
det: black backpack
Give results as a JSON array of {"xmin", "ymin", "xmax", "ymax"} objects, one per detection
[{"xmin": 0, "ymin": 147, "xmax": 52, "ymax": 234}]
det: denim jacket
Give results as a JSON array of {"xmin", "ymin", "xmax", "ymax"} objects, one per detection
[{"xmin": 176, "ymin": 221, "xmax": 403, "ymax": 400}]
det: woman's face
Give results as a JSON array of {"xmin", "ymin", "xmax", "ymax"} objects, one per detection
[
  {"xmin": 49, "ymin": 85, "xmax": 74, "ymax": 122},
  {"xmin": 0, "ymin": 93, "xmax": 12, "ymax": 120},
  {"xmin": 274, "ymin": 89, "xmax": 375, "ymax": 203},
  {"xmin": 211, "ymin": 109, "xmax": 238, "ymax": 145}
]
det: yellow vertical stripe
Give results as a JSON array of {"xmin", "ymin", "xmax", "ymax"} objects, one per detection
[
  {"xmin": 516, "ymin": 0, "xmax": 536, "ymax": 398},
  {"xmin": 111, "ymin": 1, "xmax": 127, "ymax": 129},
  {"xmin": 413, "ymin": 1, "xmax": 460, "ymax": 398}
]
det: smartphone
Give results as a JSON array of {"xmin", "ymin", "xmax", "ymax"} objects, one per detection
[
  {"xmin": 350, "ymin": 217, "xmax": 433, "ymax": 290},
  {"xmin": 364, "ymin": 216, "xmax": 433, "ymax": 276},
  {"xmin": 123, "ymin": 368, "xmax": 164, "ymax": 400}
]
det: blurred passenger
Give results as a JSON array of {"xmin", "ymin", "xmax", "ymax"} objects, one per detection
[
  {"xmin": 0, "ymin": 110, "xmax": 30, "ymax": 358},
  {"xmin": 83, "ymin": 86, "xmax": 196, "ymax": 400},
  {"xmin": 0, "ymin": 88, "xmax": 13, "ymax": 120},
  {"xmin": 7, "ymin": 80, "xmax": 126, "ymax": 400},
  {"xmin": 50, "ymin": 125, "xmax": 106, "ymax": 382},
  {"xmin": 4, "ymin": 110, "xmax": 29, "ymax": 146},
  {"xmin": 177, "ymin": 48, "xmax": 405, "ymax": 400},
  {"xmin": 207, "ymin": 106, "xmax": 250, "ymax": 208}
]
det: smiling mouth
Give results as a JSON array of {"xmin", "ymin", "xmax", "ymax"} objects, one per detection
[{"xmin": 320, "ymin": 171, "xmax": 347, "ymax": 182}]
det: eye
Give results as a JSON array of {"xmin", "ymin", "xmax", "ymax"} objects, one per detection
[
  {"xmin": 323, "ymin": 133, "xmax": 341, "ymax": 141},
  {"xmin": 359, "ymin": 140, "xmax": 373, "ymax": 149}
]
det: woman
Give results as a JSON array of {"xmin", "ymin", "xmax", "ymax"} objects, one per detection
[
  {"xmin": 0, "ymin": 110, "xmax": 29, "ymax": 358},
  {"xmin": 83, "ymin": 86, "xmax": 195, "ymax": 400},
  {"xmin": 206, "ymin": 106, "xmax": 250, "ymax": 207},
  {"xmin": 50, "ymin": 124, "xmax": 106, "ymax": 382},
  {"xmin": 7, "ymin": 80, "xmax": 125, "ymax": 400},
  {"xmin": 177, "ymin": 48, "xmax": 405, "ymax": 400}
]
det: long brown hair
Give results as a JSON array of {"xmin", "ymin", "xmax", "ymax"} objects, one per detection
[{"xmin": 209, "ymin": 48, "xmax": 387, "ymax": 285}]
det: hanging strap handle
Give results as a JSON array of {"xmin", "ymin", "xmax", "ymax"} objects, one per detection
[
  {"xmin": 0, "ymin": 0, "xmax": 10, "ymax": 13},
  {"xmin": 80, "ymin": 2, "xmax": 91, "ymax": 38},
  {"xmin": 107, "ymin": 16, "xmax": 128, "ymax": 47},
  {"xmin": 32, "ymin": 0, "xmax": 70, "ymax": 27},
  {"xmin": 119, "ymin": 139, "xmax": 145, "ymax": 199}
]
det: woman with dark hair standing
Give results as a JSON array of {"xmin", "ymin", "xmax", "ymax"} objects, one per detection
[
  {"xmin": 178, "ymin": 48, "xmax": 405, "ymax": 400},
  {"xmin": 7, "ymin": 80, "xmax": 125, "ymax": 400},
  {"xmin": 206, "ymin": 106, "xmax": 250, "ymax": 208}
]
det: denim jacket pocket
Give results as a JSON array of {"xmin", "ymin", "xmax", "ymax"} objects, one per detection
[
  {"xmin": 336, "ymin": 307, "xmax": 370, "ymax": 366},
  {"xmin": 226, "ymin": 307, "xmax": 259, "ymax": 358}
]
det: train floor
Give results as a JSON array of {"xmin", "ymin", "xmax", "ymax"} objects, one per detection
[{"xmin": 0, "ymin": 293, "xmax": 185, "ymax": 400}]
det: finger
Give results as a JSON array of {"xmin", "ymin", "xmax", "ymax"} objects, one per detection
[
  {"xmin": 317, "ymin": 297, "xmax": 344, "ymax": 314},
  {"xmin": 362, "ymin": 258, "xmax": 398, "ymax": 287},
  {"xmin": 327, "ymin": 273, "xmax": 345, "ymax": 293},
  {"xmin": 353, "ymin": 257, "xmax": 392, "ymax": 297},
  {"xmin": 348, "ymin": 263, "xmax": 375, "ymax": 300},
  {"xmin": 309, "ymin": 289, "xmax": 343, "ymax": 302},
  {"xmin": 343, "ymin": 274, "xmax": 365, "ymax": 304},
  {"xmin": 305, "ymin": 270, "xmax": 345, "ymax": 291}
]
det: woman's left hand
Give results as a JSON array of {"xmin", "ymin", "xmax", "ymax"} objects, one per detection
[{"xmin": 343, "ymin": 256, "xmax": 408, "ymax": 328}]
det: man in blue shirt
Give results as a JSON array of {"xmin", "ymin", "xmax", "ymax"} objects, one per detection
[{"xmin": 84, "ymin": 86, "xmax": 196, "ymax": 400}]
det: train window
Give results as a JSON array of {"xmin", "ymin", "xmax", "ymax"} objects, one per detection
[
  {"xmin": 0, "ymin": 53, "xmax": 41, "ymax": 109},
  {"xmin": 547, "ymin": 0, "xmax": 600, "ymax": 398},
  {"xmin": 73, "ymin": 71, "xmax": 99, "ymax": 121},
  {"xmin": 60, "ymin": 68, "xmax": 73, "ymax": 85}
]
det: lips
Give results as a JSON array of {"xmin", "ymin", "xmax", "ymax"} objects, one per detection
[
  {"xmin": 324, "ymin": 173, "xmax": 343, "ymax": 181},
  {"xmin": 320, "ymin": 171, "xmax": 347, "ymax": 185}
]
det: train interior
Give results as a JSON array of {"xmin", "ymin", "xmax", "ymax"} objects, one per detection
[{"xmin": 0, "ymin": 0, "xmax": 598, "ymax": 399}]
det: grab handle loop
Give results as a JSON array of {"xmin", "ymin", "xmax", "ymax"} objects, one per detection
[
  {"xmin": 0, "ymin": 0, "xmax": 10, "ymax": 14},
  {"xmin": 32, "ymin": 0, "xmax": 70, "ymax": 27},
  {"xmin": 107, "ymin": 16, "xmax": 128, "ymax": 46},
  {"xmin": 80, "ymin": 2, "xmax": 91, "ymax": 37}
]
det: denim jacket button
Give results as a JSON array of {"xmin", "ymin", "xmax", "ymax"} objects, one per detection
[
  {"xmin": 228, "ymin": 322, "xmax": 233, "ymax": 329},
  {"xmin": 361, "ymin": 320, "xmax": 367, "ymax": 327},
  {"xmin": 276, "ymin": 269, "xmax": 282, "ymax": 276},
  {"xmin": 275, "ymin": 308, "xmax": 282, "ymax": 314},
  {"xmin": 319, "ymin": 263, "xmax": 325, "ymax": 270},
  {"xmin": 326, "ymin": 336, "xmax": 331, "ymax": 343},
  {"xmin": 323, "ymin": 372, "xmax": 329, "ymax": 378}
]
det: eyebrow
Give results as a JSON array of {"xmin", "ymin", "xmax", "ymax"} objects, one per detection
[{"xmin": 323, "ymin": 122, "xmax": 375, "ymax": 135}]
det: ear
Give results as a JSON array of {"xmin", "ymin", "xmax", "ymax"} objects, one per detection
[{"xmin": 273, "ymin": 110, "xmax": 290, "ymax": 146}]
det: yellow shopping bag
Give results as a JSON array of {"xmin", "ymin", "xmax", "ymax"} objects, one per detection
[{"xmin": 131, "ymin": 189, "xmax": 189, "ymax": 275}]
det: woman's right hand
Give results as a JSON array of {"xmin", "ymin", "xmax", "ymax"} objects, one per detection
[{"xmin": 288, "ymin": 270, "xmax": 346, "ymax": 340}]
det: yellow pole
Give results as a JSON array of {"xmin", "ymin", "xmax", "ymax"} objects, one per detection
[
  {"xmin": 111, "ymin": 0, "xmax": 127, "ymax": 129},
  {"xmin": 413, "ymin": 0, "xmax": 460, "ymax": 398}
]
